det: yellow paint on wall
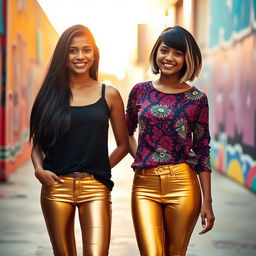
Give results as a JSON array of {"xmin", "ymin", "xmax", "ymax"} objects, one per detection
[
  {"xmin": 4, "ymin": 0, "xmax": 59, "ymax": 178},
  {"xmin": 6, "ymin": 0, "xmax": 58, "ymax": 91},
  {"xmin": 227, "ymin": 160, "xmax": 244, "ymax": 184}
]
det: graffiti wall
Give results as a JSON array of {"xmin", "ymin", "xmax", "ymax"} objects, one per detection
[
  {"xmin": 0, "ymin": 0, "xmax": 58, "ymax": 180},
  {"xmin": 200, "ymin": 0, "xmax": 256, "ymax": 192},
  {"xmin": 0, "ymin": 0, "xmax": 6, "ymax": 177}
]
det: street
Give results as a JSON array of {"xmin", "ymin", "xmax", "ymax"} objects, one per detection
[{"xmin": 0, "ymin": 153, "xmax": 256, "ymax": 256}]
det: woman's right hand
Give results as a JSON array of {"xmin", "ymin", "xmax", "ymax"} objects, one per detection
[{"xmin": 34, "ymin": 168, "xmax": 64, "ymax": 186}]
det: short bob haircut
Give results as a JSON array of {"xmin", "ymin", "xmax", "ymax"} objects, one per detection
[{"xmin": 149, "ymin": 26, "xmax": 202, "ymax": 83}]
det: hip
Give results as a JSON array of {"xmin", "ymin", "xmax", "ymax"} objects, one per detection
[
  {"xmin": 132, "ymin": 163, "xmax": 201, "ymax": 202},
  {"xmin": 41, "ymin": 173, "xmax": 111, "ymax": 204}
]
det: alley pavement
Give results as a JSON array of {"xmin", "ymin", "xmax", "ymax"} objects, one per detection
[{"xmin": 0, "ymin": 154, "xmax": 256, "ymax": 256}]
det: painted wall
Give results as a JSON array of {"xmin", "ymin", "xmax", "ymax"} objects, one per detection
[
  {"xmin": 0, "ymin": 0, "xmax": 58, "ymax": 180},
  {"xmin": 0, "ymin": 0, "xmax": 6, "ymax": 178},
  {"xmin": 199, "ymin": 0, "xmax": 256, "ymax": 192}
]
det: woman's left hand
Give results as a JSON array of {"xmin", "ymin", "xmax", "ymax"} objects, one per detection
[{"xmin": 199, "ymin": 200, "xmax": 215, "ymax": 234}]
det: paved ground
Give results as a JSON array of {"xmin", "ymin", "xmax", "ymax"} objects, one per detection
[{"xmin": 0, "ymin": 153, "xmax": 256, "ymax": 256}]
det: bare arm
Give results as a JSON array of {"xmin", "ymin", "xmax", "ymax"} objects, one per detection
[
  {"xmin": 198, "ymin": 171, "xmax": 215, "ymax": 234},
  {"xmin": 128, "ymin": 135, "xmax": 137, "ymax": 158},
  {"xmin": 31, "ymin": 145, "xmax": 64, "ymax": 186},
  {"xmin": 106, "ymin": 87, "xmax": 129, "ymax": 168}
]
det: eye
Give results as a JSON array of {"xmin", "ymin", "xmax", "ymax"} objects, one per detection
[
  {"xmin": 174, "ymin": 51, "xmax": 183, "ymax": 57},
  {"xmin": 159, "ymin": 48, "xmax": 168, "ymax": 54},
  {"xmin": 83, "ymin": 48, "xmax": 92, "ymax": 53},
  {"xmin": 69, "ymin": 48, "xmax": 76, "ymax": 54}
]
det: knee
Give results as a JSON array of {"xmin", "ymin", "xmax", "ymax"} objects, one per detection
[
  {"xmin": 83, "ymin": 250, "xmax": 109, "ymax": 256},
  {"xmin": 52, "ymin": 244, "xmax": 76, "ymax": 256},
  {"xmin": 139, "ymin": 249, "xmax": 163, "ymax": 256}
]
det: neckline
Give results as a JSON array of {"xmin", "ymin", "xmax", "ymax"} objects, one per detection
[
  {"xmin": 150, "ymin": 81, "xmax": 194, "ymax": 95},
  {"xmin": 69, "ymin": 97, "xmax": 103, "ymax": 108}
]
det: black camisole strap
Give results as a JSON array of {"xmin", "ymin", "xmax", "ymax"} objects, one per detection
[{"xmin": 101, "ymin": 83, "xmax": 106, "ymax": 98}]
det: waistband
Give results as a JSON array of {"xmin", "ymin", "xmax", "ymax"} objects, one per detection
[
  {"xmin": 135, "ymin": 163, "xmax": 191, "ymax": 176},
  {"xmin": 60, "ymin": 172, "xmax": 91, "ymax": 179}
]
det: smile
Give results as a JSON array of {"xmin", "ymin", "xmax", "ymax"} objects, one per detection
[
  {"xmin": 74, "ymin": 62, "xmax": 87, "ymax": 68},
  {"xmin": 162, "ymin": 63, "xmax": 176, "ymax": 68}
]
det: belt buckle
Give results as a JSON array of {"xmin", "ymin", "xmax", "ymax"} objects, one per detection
[{"xmin": 73, "ymin": 172, "xmax": 81, "ymax": 179}]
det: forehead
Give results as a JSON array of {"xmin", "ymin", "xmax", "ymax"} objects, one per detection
[
  {"xmin": 69, "ymin": 35, "xmax": 93, "ymax": 47},
  {"xmin": 158, "ymin": 42, "xmax": 180, "ymax": 50}
]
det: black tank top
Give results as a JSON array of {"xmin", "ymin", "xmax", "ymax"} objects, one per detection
[{"xmin": 43, "ymin": 84, "xmax": 113, "ymax": 190}]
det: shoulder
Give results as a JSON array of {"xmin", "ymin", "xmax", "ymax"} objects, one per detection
[
  {"xmin": 186, "ymin": 86, "xmax": 208, "ymax": 102},
  {"xmin": 104, "ymin": 85, "xmax": 124, "ymax": 110},
  {"xmin": 105, "ymin": 85, "xmax": 121, "ymax": 98},
  {"xmin": 129, "ymin": 81, "xmax": 152, "ymax": 95}
]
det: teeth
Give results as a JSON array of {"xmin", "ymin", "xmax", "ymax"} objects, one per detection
[
  {"xmin": 74, "ymin": 63, "xmax": 86, "ymax": 68},
  {"xmin": 163, "ymin": 63, "xmax": 175, "ymax": 68}
]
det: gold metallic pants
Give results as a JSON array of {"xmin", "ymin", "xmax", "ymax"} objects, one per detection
[
  {"xmin": 132, "ymin": 163, "xmax": 201, "ymax": 256},
  {"xmin": 41, "ymin": 175, "xmax": 111, "ymax": 256}
]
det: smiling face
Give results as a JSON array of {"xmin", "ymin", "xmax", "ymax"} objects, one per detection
[
  {"xmin": 67, "ymin": 35, "xmax": 94, "ymax": 76},
  {"xmin": 156, "ymin": 42, "xmax": 185, "ymax": 77}
]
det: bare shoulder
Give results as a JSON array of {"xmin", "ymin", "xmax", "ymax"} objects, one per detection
[
  {"xmin": 105, "ymin": 85, "xmax": 120, "ymax": 95},
  {"xmin": 104, "ymin": 85, "xmax": 124, "ymax": 110},
  {"xmin": 105, "ymin": 85, "xmax": 122, "ymax": 99}
]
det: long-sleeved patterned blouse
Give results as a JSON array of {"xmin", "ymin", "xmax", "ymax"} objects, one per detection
[{"xmin": 125, "ymin": 81, "xmax": 211, "ymax": 173}]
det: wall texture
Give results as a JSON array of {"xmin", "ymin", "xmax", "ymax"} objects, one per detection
[
  {"xmin": 0, "ymin": 0, "xmax": 58, "ymax": 180},
  {"xmin": 198, "ymin": 0, "xmax": 256, "ymax": 192}
]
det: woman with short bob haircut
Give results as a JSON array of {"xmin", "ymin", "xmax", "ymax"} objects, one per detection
[
  {"xmin": 150, "ymin": 26, "xmax": 202, "ymax": 83},
  {"xmin": 30, "ymin": 24, "xmax": 128, "ymax": 256},
  {"xmin": 126, "ymin": 26, "xmax": 215, "ymax": 256}
]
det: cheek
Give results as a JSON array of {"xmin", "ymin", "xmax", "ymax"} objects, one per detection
[
  {"xmin": 87, "ymin": 53, "xmax": 95, "ymax": 63},
  {"xmin": 66, "ymin": 57, "xmax": 72, "ymax": 69},
  {"xmin": 67, "ymin": 55, "xmax": 73, "ymax": 64},
  {"xmin": 178, "ymin": 57, "xmax": 185, "ymax": 67},
  {"xmin": 155, "ymin": 55, "xmax": 162, "ymax": 66},
  {"xmin": 181, "ymin": 56, "xmax": 185, "ymax": 65}
]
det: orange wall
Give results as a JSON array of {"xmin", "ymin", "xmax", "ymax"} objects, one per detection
[{"xmin": 2, "ymin": 0, "xmax": 58, "ymax": 180}]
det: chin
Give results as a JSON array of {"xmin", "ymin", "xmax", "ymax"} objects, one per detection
[{"xmin": 161, "ymin": 70, "xmax": 178, "ymax": 76}]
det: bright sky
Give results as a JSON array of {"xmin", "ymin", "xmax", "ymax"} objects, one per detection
[{"xmin": 37, "ymin": 0, "xmax": 168, "ymax": 78}]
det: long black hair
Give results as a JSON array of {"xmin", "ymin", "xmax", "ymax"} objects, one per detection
[{"xmin": 29, "ymin": 25, "xmax": 99, "ymax": 152}]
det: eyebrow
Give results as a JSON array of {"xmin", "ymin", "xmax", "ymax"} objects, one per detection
[
  {"xmin": 159, "ymin": 46, "xmax": 182, "ymax": 52},
  {"xmin": 69, "ymin": 45, "xmax": 92, "ymax": 48},
  {"xmin": 159, "ymin": 45, "xmax": 169, "ymax": 49}
]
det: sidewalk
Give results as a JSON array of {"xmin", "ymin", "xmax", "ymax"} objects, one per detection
[{"xmin": 0, "ymin": 154, "xmax": 256, "ymax": 256}]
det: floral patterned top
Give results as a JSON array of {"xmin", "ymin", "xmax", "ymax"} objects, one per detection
[{"xmin": 125, "ymin": 81, "xmax": 211, "ymax": 173}]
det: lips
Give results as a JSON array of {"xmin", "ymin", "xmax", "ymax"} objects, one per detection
[
  {"xmin": 162, "ymin": 62, "xmax": 176, "ymax": 69},
  {"xmin": 74, "ymin": 62, "xmax": 87, "ymax": 68}
]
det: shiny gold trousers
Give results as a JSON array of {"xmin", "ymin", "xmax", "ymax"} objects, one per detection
[
  {"xmin": 41, "ymin": 175, "xmax": 111, "ymax": 256},
  {"xmin": 132, "ymin": 163, "xmax": 201, "ymax": 256}
]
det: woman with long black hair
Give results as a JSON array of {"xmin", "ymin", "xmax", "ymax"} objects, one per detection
[{"xmin": 30, "ymin": 24, "xmax": 128, "ymax": 256}]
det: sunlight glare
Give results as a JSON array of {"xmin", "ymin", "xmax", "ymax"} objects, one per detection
[{"xmin": 37, "ymin": 0, "xmax": 167, "ymax": 78}]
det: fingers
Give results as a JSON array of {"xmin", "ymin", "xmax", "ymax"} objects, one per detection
[
  {"xmin": 53, "ymin": 174, "xmax": 64, "ymax": 183},
  {"xmin": 201, "ymin": 214, "xmax": 206, "ymax": 229},
  {"xmin": 43, "ymin": 172, "xmax": 64, "ymax": 186},
  {"xmin": 199, "ymin": 214, "xmax": 215, "ymax": 235}
]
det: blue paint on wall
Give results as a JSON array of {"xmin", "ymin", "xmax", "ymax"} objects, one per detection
[
  {"xmin": 0, "ymin": 0, "xmax": 4, "ymax": 34},
  {"xmin": 209, "ymin": 0, "xmax": 252, "ymax": 47}
]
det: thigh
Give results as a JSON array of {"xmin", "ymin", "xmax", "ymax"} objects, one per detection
[
  {"xmin": 163, "ymin": 172, "xmax": 201, "ymax": 256},
  {"xmin": 132, "ymin": 195, "xmax": 164, "ymax": 256},
  {"xmin": 41, "ymin": 190, "xmax": 76, "ymax": 256},
  {"xmin": 78, "ymin": 199, "xmax": 111, "ymax": 256}
]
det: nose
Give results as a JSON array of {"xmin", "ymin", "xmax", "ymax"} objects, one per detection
[
  {"xmin": 76, "ymin": 50, "xmax": 85, "ymax": 59},
  {"xmin": 165, "ymin": 52, "xmax": 174, "ymax": 61}
]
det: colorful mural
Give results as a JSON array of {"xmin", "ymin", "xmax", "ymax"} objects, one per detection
[
  {"xmin": 202, "ymin": 0, "xmax": 256, "ymax": 192},
  {"xmin": 0, "ymin": 0, "xmax": 6, "ymax": 178},
  {"xmin": 0, "ymin": 0, "xmax": 58, "ymax": 180}
]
